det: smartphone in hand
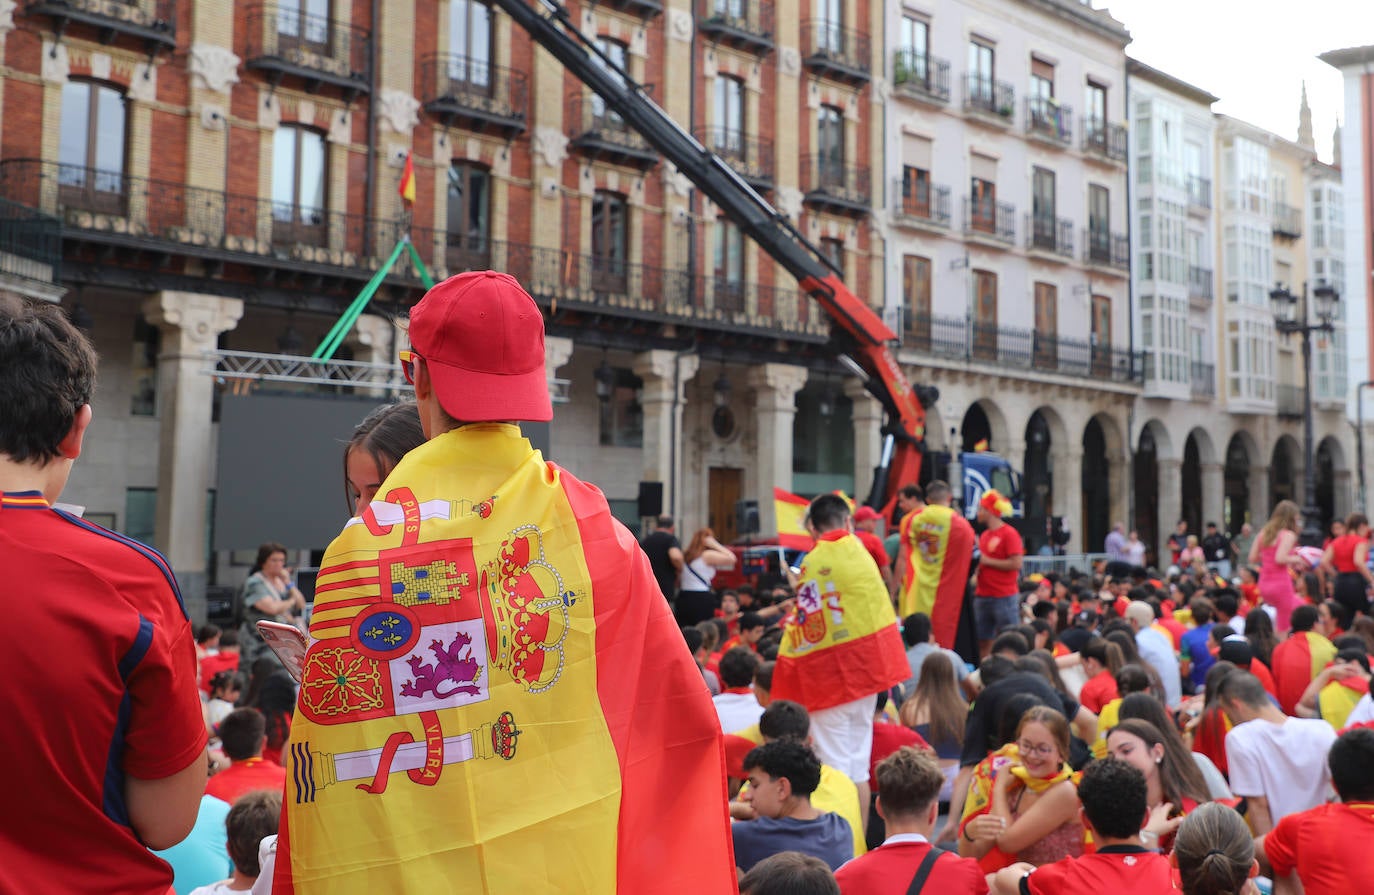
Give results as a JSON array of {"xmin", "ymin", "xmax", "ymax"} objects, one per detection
[{"xmin": 256, "ymin": 620, "xmax": 307, "ymax": 683}]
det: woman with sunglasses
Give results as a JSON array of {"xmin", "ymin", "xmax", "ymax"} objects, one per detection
[{"xmin": 960, "ymin": 705, "xmax": 1082, "ymax": 867}]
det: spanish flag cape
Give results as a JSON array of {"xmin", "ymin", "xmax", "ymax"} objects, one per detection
[
  {"xmin": 1271, "ymin": 630, "xmax": 1338, "ymax": 714},
  {"xmin": 772, "ymin": 530, "xmax": 909, "ymax": 712},
  {"xmin": 274, "ymin": 424, "xmax": 736, "ymax": 894},
  {"xmin": 1320, "ymin": 674, "xmax": 1370, "ymax": 730},
  {"xmin": 897, "ymin": 504, "xmax": 975, "ymax": 648}
]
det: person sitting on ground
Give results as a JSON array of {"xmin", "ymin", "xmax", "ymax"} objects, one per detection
[
  {"xmin": 1296, "ymin": 646, "xmax": 1372, "ymax": 729},
  {"xmin": 1089, "ymin": 664, "xmax": 1152, "ymax": 759},
  {"xmin": 1170, "ymin": 802, "xmax": 1258, "ymax": 895},
  {"xmin": 733, "ymin": 740, "xmax": 854, "ymax": 873},
  {"xmin": 205, "ymin": 709, "xmax": 287, "ymax": 806},
  {"xmin": 709, "ymin": 611, "xmax": 769, "ymax": 672},
  {"xmin": 188, "ymin": 790, "xmax": 282, "ymax": 895},
  {"xmin": 899, "ymin": 611, "xmax": 974, "ymax": 702},
  {"xmin": 714, "ymin": 646, "xmax": 764, "ymax": 733},
  {"xmin": 738, "ymin": 851, "xmax": 840, "ymax": 895},
  {"xmin": 246, "ymin": 669, "xmax": 295, "ymax": 766},
  {"xmin": 206, "ymin": 671, "xmax": 246, "ymax": 730},
  {"xmin": 682, "ymin": 626, "xmax": 721, "ymax": 696},
  {"xmin": 1271, "ymin": 606, "xmax": 1339, "ymax": 714},
  {"xmin": 1077, "ymin": 638, "xmax": 1123, "ymax": 715},
  {"xmin": 1180, "ymin": 596, "xmax": 1219, "ymax": 692},
  {"xmin": 1219, "ymin": 670, "xmax": 1336, "ymax": 835},
  {"xmin": 1105, "ymin": 718, "xmax": 1212, "ymax": 852},
  {"xmin": 836, "ymin": 746, "xmax": 988, "ymax": 895},
  {"xmin": 1256, "ymin": 726, "xmax": 1374, "ymax": 895},
  {"xmin": 991, "ymin": 758, "xmax": 1172, "ymax": 895},
  {"xmin": 200, "ymin": 629, "xmax": 242, "ymax": 698}
]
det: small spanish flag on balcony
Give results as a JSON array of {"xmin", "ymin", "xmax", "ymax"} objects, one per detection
[{"xmin": 398, "ymin": 150, "xmax": 416, "ymax": 205}]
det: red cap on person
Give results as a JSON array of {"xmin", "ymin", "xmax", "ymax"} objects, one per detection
[
  {"xmin": 853, "ymin": 506, "xmax": 880, "ymax": 523},
  {"xmin": 408, "ymin": 270, "xmax": 553, "ymax": 422}
]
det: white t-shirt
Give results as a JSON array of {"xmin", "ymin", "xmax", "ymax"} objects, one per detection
[
  {"xmin": 1345, "ymin": 693, "xmax": 1374, "ymax": 728},
  {"xmin": 1225, "ymin": 717, "xmax": 1336, "ymax": 823},
  {"xmin": 712, "ymin": 690, "xmax": 764, "ymax": 734},
  {"xmin": 679, "ymin": 556, "xmax": 717, "ymax": 593},
  {"xmin": 190, "ymin": 881, "xmax": 251, "ymax": 895},
  {"xmin": 1135, "ymin": 626, "xmax": 1182, "ymax": 708}
]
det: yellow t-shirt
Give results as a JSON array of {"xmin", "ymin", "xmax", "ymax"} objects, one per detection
[
  {"xmin": 1091, "ymin": 698, "xmax": 1123, "ymax": 759},
  {"xmin": 814, "ymin": 764, "xmax": 867, "ymax": 858}
]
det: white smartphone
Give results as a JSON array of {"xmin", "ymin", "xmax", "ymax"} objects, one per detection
[{"xmin": 256, "ymin": 620, "xmax": 308, "ymax": 683}]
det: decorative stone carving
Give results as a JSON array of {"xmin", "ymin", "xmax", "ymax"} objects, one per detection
[
  {"xmin": 779, "ymin": 46, "xmax": 801, "ymax": 77},
  {"xmin": 668, "ymin": 8, "xmax": 693, "ymax": 42},
  {"xmin": 533, "ymin": 126, "xmax": 569, "ymax": 168},
  {"xmin": 198, "ymin": 103, "xmax": 227, "ymax": 131},
  {"xmin": 0, "ymin": 1, "xmax": 17, "ymax": 36},
  {"xmin": 143, "ymin": 291, "xmax": 244, "ymax": 348},
  {"xmin": 41, "ymin": 40, "xmax": 69, "ymax": 85},
  {"xmin": 126, "ymin": 62, "xmax": 157, "ymax": 103},
  {"xmin": 189, "ymin": 43, "xmax": 241, "ymax": 94},
  {"xmin": 702, "ymin": 50, "xmax": 718, "ymax": 81},
  {"xmin": 385, "ymin": 143, "xmax": 408, "ymax": 167},
  {"xmin": 545, "ymin": 335, "xmax": 574, "ymax": 373},
  {"xmin": 629, "ymin": 26, "xmax": 647, "ymax": 58},
  {"xmin": 541, "ymin": 176, "xmax": 559, "ymax": 199},
  {"xmin": 378, "ymin": 88, "xmax": 421, "ymax": 136},
  {"xmin": 663, "ymin": 164, "xmax": 691, "ymax": 199},
  {"xmin": 327, "ymin": 109, "xmax": 351, "ymax": 145},
  {"xmin": 775, "ymin": 186, "xmax": 804, "ymax": 221},
  {"xmin": 88, "ymin": 52, "xmax": 111, "ymax": 81},
  {"xmin": 806, "ymin": 81, "xmax": 821, "ymax": 109},
  {"xmin": 258, "ymin": 92, "xmax": 281, "ymax": 129}
]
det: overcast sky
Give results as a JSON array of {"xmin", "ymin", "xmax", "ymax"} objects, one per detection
[{"xmin": 1101, "ymin": 0, "xmax": 1374, "ymax": 162}]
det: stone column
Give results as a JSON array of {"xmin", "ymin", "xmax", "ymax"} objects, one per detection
[
  {"xmin": 1157, "ymin": 458, "xmax": 1183, "ymax": 564},
  {"xmin": 1248, "ymin": 463, "xmax": 1271, "ymax": 521},
  {"xmin": 1108, "ymin": 450, "xmax": 1131, "ymax": 545},
  {"xmin": 1335, "ymin": 470, "xmax": 1353, "ymax": 520},
  {"xmin": 633, "ymin": 350, "xmax": 700, "ymax": 518},
  {"xmin": 845, "ymin": 378, "xmax": 882, "ymax": 502},
  {"xmin": 749, "ymin": 363, "xmax": 809, "ymax": 535},
  {"xmin": 143, "ymin": 291, "xmax": 244, "ymax": 621},
  {"xmin": 1054, "ymin": 448, "xmax": 1085, "ymax": 553},
  {"xmin": 345, "ymin": 313, "xmax": 400, "ymax": 396},
  {"xmin": 1201, "ymin": 463, "xmax": 1226, "ymax": 528}
]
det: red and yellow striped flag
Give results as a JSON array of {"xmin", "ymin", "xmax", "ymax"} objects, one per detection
[
  {"xmin": 398, "ymin": 151, "xmax": 416, "ymax": 205},
  {"xmin": 275, "ymin": 424, "xmax": 735, "ymax": 893},
  {"xmin": 1272, "ymin": 630, "xmax": 1338, "ymax": 715},
  {"xmin": 897, "ymin": 503, "xmax": 975, "ymax": 648},
  {"xmin": 774, "ymin": 487, "xmax": 815, "ymax": 550},
  {"xmin": 772, "ymin": 530, "xmax": 909, "ymax": 712}
]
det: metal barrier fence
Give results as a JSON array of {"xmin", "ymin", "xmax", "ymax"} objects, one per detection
[{"xmin": 1021, "ymin": 553, "xmax": 1109, "ymax": 576}]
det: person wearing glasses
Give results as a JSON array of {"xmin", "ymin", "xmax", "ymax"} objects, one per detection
[{"xmin": 960, "ymin": 706, "xmax": 1083, "ymax": 868}]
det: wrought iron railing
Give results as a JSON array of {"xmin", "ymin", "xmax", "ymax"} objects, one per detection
[
  {"xmin": 963, "ymin": 197, "xmax": 1015, "ymax": 244},
  {"xmin": 1085, "ymin": 228, "xmax": 1130, "ymax": 269},
  {"xmin": 1189, "ymin": 265, "xmax": 1213, "ymax": 301},
  {"xmin": 0, "ymin": 196, "xmax": 61, "ymax": 284},
  {"xmin": 801, "ymin": 156, "xmax": 870, "ymax": 207},
  {"xmin": 25, "ymin": 0, "xmax": 176, "ymax": 46},
  {"xmin": 800, "ymin": 19, "xmax": 871, "ymax": 78},
  {"xmin": 1026, "ymin": 98, "xmax": 1072, "ymax": 144},
  {"xmin": 1272, "ymin": 202, "xmax": 1302, "ymax": 238},
  {"xmin": 419, "ymin": 53, "xmax": 528, "ymax": 126},
  {"xmin": 1082, "ymin": 119, "xmax": 1128, "ymax": 162},
  {"xmin": 567, "ymin": 95, "xmax": 655, "ymax": 154},
  {"xmin": 694, "ymin": 128, "xmax": 774, "ymax": 184},
  {"xmin": 892, "ymin": 49, "xmax": 950, "ymax": 102},
  {"xmin": 244, "ymin": 4, "xmax": 370, "ymax": 87},
  {"xmin": 963, "ymin": 75, "xmax": 1014, "ymax": 120},
  {"xmin": 892, "ymin": 180, "xmax": 950, "ymax": 227},
  {"xmin": 1187, "ymin": 175, "xmax": 1212, "ymax": 210},
  {"xmin": 1026, "ymin": 214, "xmax": 1073, "ymax": 257},
  {"xmin": 696, "ymin": 0, "xmax": 773, "ymax": 47},
  {"xmin": 1277, "ymin": 384, "xmax": 1304, "ymax": 417},
  {"xmin": 1191, "ymin": 362, "xmax": 1215, "ymax": 398}
]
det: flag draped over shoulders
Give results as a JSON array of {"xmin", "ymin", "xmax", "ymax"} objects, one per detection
[
  {"xmin": 772, "ymin": 531, "xmax": 908, "ymax": 711},
  {"xmin": 897, "ymin": 504, "xmax": 975, "ymax": 647},
  {"xmin": 1272, "ymin": 631, "xmax": 1337, "ymax": 715},
  {"xmin": 275, "ymin": 424, "xmax": 735, "ymax": 894}
]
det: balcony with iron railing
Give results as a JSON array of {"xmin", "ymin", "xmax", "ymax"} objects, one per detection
[
  {"xmin": 0, "ymin": 196, "xmax": 61, "ymax": 286},
  {"xmin": 801, "ymin": 156, "xmax": 870, "ymax": 215},
  {"xmin": 891, "ymin": 180, "xmax": 950, "ymax": 230},
  {"xmin": 25, "ymin": 0, "xmax": 175, "ymax": 52},
  {"xmin": 696, "ymin": 0, "xmax": 773, "ymax": 54},
  {"xmin": 800, "ymin": 19, "xmax": 870, "ymax": 84},
  {"xmin": 600, "ymin": 0, "xmax": 663, "ymax": 19},
  {"xmin": 1272, "ymin": 202, "xmax": 1302, "ymax": 238},
  {"xmin": 1025, "ymin": 214, "xmax": 1074, "ymax": 259},
  {"xmin": 1277, "ymin": 383, "xmax": 1304, "ymax": 418},
  {"xmin": 418, "ymin": 54, "xmax": 527, "ymax": 137},
  {"xmin": 1191, "ymin": 361, "xmax": 1215, "ymax": 399},
  {"xmin": 1082, "ymin": 118, "xmax": 1128, "ymax": 163},
  {"xmin": 243, "ymin": 4, "xmax": 371, "ymax": 97},
  {"xmin": 693, "ymin": 128, "xmax": 773, "ymax": 189},
  {"xmin": 1026, "ymin": 98, "xmax": 1073, "ymax": 146},
  {"xmin": 1187, "ymin": 176, "xmax": 1212, "ymax": 213},
  {"xmin": 1189, "ymin": 265, "xmax": 1213, "ymax": 303},
  {"xmin": 1084, "ymin": 228, "xmax": 1130, "ymax": 272},
  {"xmin": 963, "ymin": 75, "xmax": 1015, "ymax": 124},
  {"xmin": 899, "ymin": 310, "xmax": 1143, "ymax": 384},
  {"xmin": 567, "ymin": 95, "xmax": 660, "ymax": 169},
  {"xmin": 963, "ymin": 197, "xmax": 1015, "ymax": 245},
  {"xmin": 892, "ymin": 49, "xmax": 950, "ymax": 104}
]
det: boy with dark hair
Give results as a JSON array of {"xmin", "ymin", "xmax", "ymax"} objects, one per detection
[
  {"xmin": 1258, "ymin": 727, "xmax": 1374, "ymax": 895},
  {"xmin": 0, "ymin": 296, "xmax": 207, "ymax": 894},
  {"xmin": 681, "ymin": 626, "xmax": 721, "ymax": 695},
  {"xmin": 992, "ymin": 758, "xmax": 1171, "ymax": 894},
  {"xmin": 205, "ymin": 709, "xmax": 287, "ymax": 806},
  {"xmin": 899, "ymin": 611, "xmax": 972, "ymax": 702},
  {"xmin": 835, "ymin": 747, "xmax": 987, "ymax": 894},
  {"xmin": 188, "ymin": 789, "xmax": 282, "ymax": 895},
  {"xmin": 738, "ymin": 851, "xmax": 840, "ymax": 895},
  {"xmin": 733, "ymin": 741, "xmax": 854, "ymax": 872},
  {"xmin": 714, "ymin": 646, "xmax": 764, "ymax": 732}
]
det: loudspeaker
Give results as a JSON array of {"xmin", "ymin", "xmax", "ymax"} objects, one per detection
[
  {"xmin": 637, "ymin": 481, "xmax": 663, "ymax": 518},
  {"xmin": 735, "ymin": 499, "xmax": 760, "ymax": 536}
]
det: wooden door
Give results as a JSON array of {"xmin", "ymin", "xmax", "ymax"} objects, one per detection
[
  {"xmin": 709, "ymin": 467, "xmax": 743, "ymax": 542},
  {"xmin": 1034, "ymin": 282, "xmax": 1058, "ymax": 369},
  {"xmin": 1091, "ymin": 294, "xmax": 1112, "ymax": 375},
  {"xmin": 972, "ymin": 269, "xmax": 997, "ymax": 361}
]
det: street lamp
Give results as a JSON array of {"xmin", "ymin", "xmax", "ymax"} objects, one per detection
[{"xmin": 1269, "ymin": 280, "xmax": 1339, "ymax": 545}]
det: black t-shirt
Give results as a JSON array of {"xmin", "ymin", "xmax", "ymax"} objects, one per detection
[
  {"xmin": 960, "ymin": 672, "xmax": 1080, "ymax": 767},
  {"xmin": 640, "ymin": 530, "xmax": 681, "ymax": 600}
]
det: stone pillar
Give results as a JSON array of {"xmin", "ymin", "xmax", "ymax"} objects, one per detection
[
  {"xmin": 1108, "ymin": 449, "xmax": 1131, "ymax": 549},
  {"xmin": 633, "ymin": 350, "xmax": 700, "ymax": 518},
  {"xmin": 749, "ymin": 363, "xmax": 809, "ymax": 535},
  {"xmin": 1157, "ymin": 458, "xmax": 1183, "ymax": 564},
  {"xmin": 143, "ymin": 291, "xmax": 243, "ymax": 621},
  {"xmin": 1335, "ymin": 470, "xmax": 1353, "ymax": 520},
  {"xmin": 1248, "ymin": 463, "xmax": 1270, "ymax": 521},
  {"xmin": 1054, "ymin": 448, "xmax": 1084, "ymax": 553},
  {"xmin": 345, "ymin": 313, "xmax": 400, "ymax": 396},
  {"xmin": 1201, "ymin": 463, "xmax": 1226, "ymax": 528},
  {"xmin": 845, "ymin": 378, "xmax": 882, "ymax": 502}
]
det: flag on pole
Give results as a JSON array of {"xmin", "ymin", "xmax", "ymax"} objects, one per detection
[
  {"xmin": 773, "ymin": 487, "xmax": 814, "ymax": 550},
  {"xmin": 398, "ymin": 151, "xmax": 416, "ymax": 205}
]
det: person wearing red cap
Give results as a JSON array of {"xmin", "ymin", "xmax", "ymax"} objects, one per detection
[
  {"xmin": 974, "ymin": 489, "xmax": 1023, "ymax": 659},
  {"xmin": 276, "ymin": 271, "xmax": 735, "ymax": 893},
  {"xmin": 853, "ymin": 505, "xmax": 893, "ymax": 590}
]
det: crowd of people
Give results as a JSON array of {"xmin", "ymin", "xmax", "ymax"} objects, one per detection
[{"xmin": 8, "ymin": 271, "xmax": 1374, "ymax": 895}]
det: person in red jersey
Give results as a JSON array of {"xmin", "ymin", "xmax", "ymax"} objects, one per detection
[
  {"xmin": 974, "ymin": 490, "xmax": 1024, "ymax": 659},
  {"xmin": 205, "ymin": 709, "xmax": 287, "ymax": 806},
  {"xmin": 991, "ymin": 758, "xmax": 1172, "ymax": 895},
  {"xmin": 0, "ymin": 296, "xmax": 207, "ymax": 895},
  {"xmin": 836, "ymin": 746, "xmax": 987, "ymax": 894}
]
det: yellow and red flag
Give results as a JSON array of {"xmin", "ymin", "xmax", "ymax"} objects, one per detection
[
  {"xmin": 774, "ymin": 487, "xmax": 815, "ymax": 550},
  {"xmin": 1319, "ymin": 675, "xmax": 1369, "ymax": 730},
  {"xmin": 772, "ymin": 530, "xmax": 909, "ymax": 711},
  {"xmin": 1272, "ymin": 630, "xmax": 1338, "ymax": 714},
  {"xmin": 275, "ymin": 424, "xmax": 735, "ymax": 894},
  {"xmin": 398, "ymin": 151, "xmax": 416, "ymax": 205},
  {"xmin": 973, "ymin": 438, "xmax": 989, "ymax": 452},
  {"xmin": 897, "ymin": 503, "xmax": 975, "ymax": 648}
]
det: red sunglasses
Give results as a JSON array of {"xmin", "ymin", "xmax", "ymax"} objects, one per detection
[{"xmin": 399, "ymin": 349, "xmax": 419, "ymax": 385}]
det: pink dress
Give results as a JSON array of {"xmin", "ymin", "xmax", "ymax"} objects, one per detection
[{"xmin": 1259, "ymin": 543, "xmax": 1301, "ymax": 633}]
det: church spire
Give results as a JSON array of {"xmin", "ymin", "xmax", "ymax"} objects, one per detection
[
  {"xmin": 1298, "ymin": 81, "xmax": 1315, "ymax": 150},
  {"xmin": 1333, "ymin": 119, "xmax": 1343, "ymax": 168}
]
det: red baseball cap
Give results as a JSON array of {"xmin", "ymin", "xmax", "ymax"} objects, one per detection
[
  {"xmin": 408, "ymin": 270, "xmax": 552, "ymax": 422},
  {"xmin": 853, "ymin": 506, "xmax": 880, "ymax": 523}
]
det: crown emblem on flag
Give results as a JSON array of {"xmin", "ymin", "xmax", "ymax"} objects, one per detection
[{"xmin": 482, "ymin": 525, "xmax": 570, "ymax": 695}]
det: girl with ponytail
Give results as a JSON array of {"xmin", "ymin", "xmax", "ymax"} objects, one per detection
[{"xmin": 1173, "ymin": 802, "xmax": 1258, "ymax": 895}]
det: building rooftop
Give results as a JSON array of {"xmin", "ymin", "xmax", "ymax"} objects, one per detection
[
  {"xmin": 1126, "ymin": 57, "xmax": 1219, "ymax": 106},
  {"xmin": 1320, "ymin": 45, "xmax": 1374, "ymax": 70}
]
